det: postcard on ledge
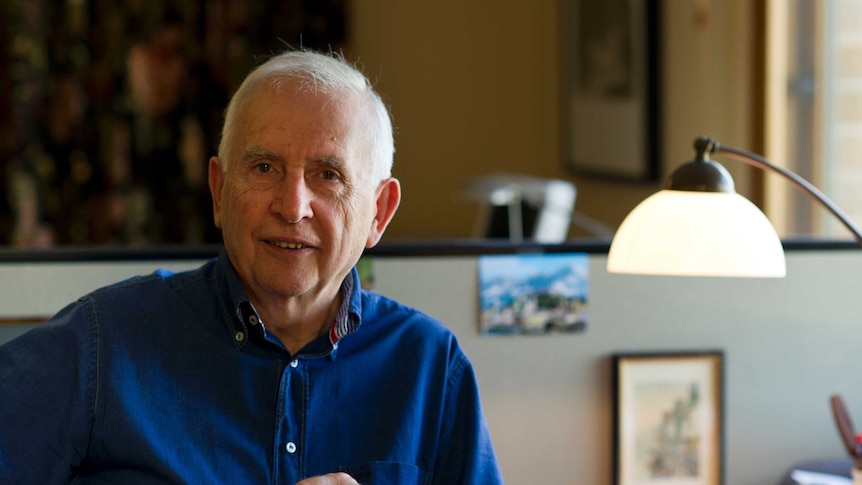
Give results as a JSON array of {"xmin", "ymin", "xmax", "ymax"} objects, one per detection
[{"xmin": 478, "ymin": 252, "xmax": 589, "ymax": 336}]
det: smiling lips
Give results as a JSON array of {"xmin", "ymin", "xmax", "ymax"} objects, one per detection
[{"xmin": 271, "ymin": 241, "xmax": 306, "ymax": 249}]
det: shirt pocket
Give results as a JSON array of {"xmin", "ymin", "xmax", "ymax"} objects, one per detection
[{"xmin": 341, "ymin": 461, "xmax": 432, "ymax": 485}]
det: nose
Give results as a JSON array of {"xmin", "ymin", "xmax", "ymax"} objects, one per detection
[{"xmin": 271, "ymin": 174, "xmax": 314, "ymax": 223}]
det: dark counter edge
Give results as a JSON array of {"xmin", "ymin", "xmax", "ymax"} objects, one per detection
[{"xmin": 0, "ymin": 237, "xmax": 859, "ymax": 263}]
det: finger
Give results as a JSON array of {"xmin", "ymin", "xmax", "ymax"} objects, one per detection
[{"xmin": 293, "ymin": 472, "xmax": 359, "ymax": 485}]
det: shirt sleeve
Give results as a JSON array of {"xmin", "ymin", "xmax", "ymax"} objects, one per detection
[
  {"xmin": 433, "ymin": 351, "xmax": 504, "ymax": 485},
  {"xmin": 0, "ymin": 297, "xmax": 98, "ymax": 483}
]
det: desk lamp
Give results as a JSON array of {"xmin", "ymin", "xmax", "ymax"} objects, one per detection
[{"xmin": 607, "ymin": 135, "xmax": 862, "ymax": 277}]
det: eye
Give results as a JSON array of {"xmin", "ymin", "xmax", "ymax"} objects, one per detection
[
  {"xmin": 321, "ymin": 169, "xmax": 340, "ymax": 181},
  {"xmin": 254, "ymin": 163, "xmax": 272, "ymax": 173}
]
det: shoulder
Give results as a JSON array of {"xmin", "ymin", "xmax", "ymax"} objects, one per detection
[
  {"xmin": 86, "ymin": 260, "xmax": 213, "ymax": 304},
  {"xmin": 356, "ymin": 290, "xmax": 465, "ymax": 359},
  {"xmin": 66, "ymin": 261, "xmax": 219, "ymax": 335},
  {"xmin": 360, "ymin": 290, "xmax": 451, "ymax": 335}
]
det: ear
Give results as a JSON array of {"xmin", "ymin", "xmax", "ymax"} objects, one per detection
[
  {"xmin": 365, "ymin": 178, "xmax": 401, "ymax": 248},
  {"xmin": 208, "ymin": 156, "xmax": 225, "ymax": 229}
]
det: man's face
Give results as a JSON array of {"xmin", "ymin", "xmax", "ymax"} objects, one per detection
[{"xmin": 208, "ymin": 80, "xmax": 395, "ymax": 306}]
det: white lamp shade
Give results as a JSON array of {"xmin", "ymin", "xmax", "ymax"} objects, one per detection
[{"xmin": 607, "ymin": 190, "xmax": 786, "ymax": 277}]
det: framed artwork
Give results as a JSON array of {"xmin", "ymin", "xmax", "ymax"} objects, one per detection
[
  {"xmin": 0, "ymin": 316, "xmax": 49, "ymax": 326},
  {"xmin": 560, "ymin": 0, "xmax": 661, "ymax": 181},
  {"xmin": 612, "ymin": 351, "xmax": 724, "ymax": 485}
]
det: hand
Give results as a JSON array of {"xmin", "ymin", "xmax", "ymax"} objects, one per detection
[{"xmin": 293, "ymin": 472, "xmax": 359, "ymax": 485}]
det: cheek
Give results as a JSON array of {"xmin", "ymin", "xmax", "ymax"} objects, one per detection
[
  {"xmin": 343, "ymin": 194, "xmax": 377, "ymax": 233},
  {"xmin": 344, "ymin": 185, "xmax": 371, "ymax": 212},
  {"xmin": 327, "ymin": 196, "xmax": 365, "ymax": 240},
  {"xmin": 221, "ymin": 184, "xmax": 261, "ymax": 224}
]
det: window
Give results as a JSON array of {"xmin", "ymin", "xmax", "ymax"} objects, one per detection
[{"xmin": 768, "ymin": 0, "xmax": 862, "ymax": 240}]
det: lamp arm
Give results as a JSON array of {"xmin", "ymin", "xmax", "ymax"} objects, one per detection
[{"xmin": 705, "ymin": 137, "xmax": 862, "ymax": 244}]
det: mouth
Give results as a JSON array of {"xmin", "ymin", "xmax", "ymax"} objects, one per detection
[{"xmin": 270, "ymin": 241, "xmax": 307, "ymax": 250}]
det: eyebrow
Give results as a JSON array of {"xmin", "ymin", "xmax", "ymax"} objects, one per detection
[
  {"xmin": 315, "ymin": 155, "xmax": 347, "ymax": 170},
  {"xmin": 239, "ymin": 146, "xmax": 348, "ymax": 170},
  {"xmin": 239, "ymin": 146, "xmax": 283, "ymax": 164}
]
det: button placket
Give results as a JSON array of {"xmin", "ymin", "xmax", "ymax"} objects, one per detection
[{"xmin": 275, "ymin": 358, "xmax": 305, "ymax": 480}]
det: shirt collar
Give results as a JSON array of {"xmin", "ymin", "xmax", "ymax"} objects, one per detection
[
  {"xmin": 331, "ymin": 268, "xmax": 362, "ymax": 345},
  {"xmin": 294, "ymin": 268, "xmax": 362, "ymax": 360},
  {"xmin": 213, "ymin": 247, "xmax": 363, "ymax": 358}
]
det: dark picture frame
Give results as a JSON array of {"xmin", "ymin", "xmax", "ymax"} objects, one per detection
[
  {"xmin": 612, "ymin": 351, "xmax": 724, "ymax": 485},
  {"xmin": 560, "ymin": 0, "xmax": 661, "ymax": 181}
]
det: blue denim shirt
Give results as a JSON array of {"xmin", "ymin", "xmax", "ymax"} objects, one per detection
[{"xmin": 0, "ymin": 249, "xmax": 503, "ymax": 484}]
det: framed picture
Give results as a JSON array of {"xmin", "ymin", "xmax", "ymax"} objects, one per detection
[
  {"xmin": 612, "ymin": 351, "xmax": 724, "ymax": 485},
  {"xmin": 0, "ymin": 316, "xmax": 49, "ymax": 326},
  {"xmin": 560, "ymin": 0, "xmax": 661, "ymax": 181}
]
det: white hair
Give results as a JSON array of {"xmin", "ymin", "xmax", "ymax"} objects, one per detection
[{"xmin": 218, "ymin": 50, "xmax": 394, "ymax": 184}]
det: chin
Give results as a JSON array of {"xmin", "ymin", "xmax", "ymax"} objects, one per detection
[{"xmin": 271, "ymin": 278, "xmax": 316, "ymax": 298}]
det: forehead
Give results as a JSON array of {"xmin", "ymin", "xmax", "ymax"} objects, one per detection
[
  {"xmin": 228, "ymin": 79, "xmax": 372, "ymax": 158},
  {"xmin": 239, "ymin": 79, "xmax": 365, "ymax": 129}
]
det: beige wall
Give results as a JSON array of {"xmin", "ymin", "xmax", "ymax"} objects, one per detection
[{"xmin": 348, "ymin": 0, "xmax": 760, "ymax": 241}]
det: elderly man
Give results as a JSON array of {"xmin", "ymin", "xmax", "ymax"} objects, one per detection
[{"xmin": 0, "ymin": 51, "xmax": 503, "ymax": 484}]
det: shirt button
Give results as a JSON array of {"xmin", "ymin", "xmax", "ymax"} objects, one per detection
[
  {"xmin": 234, "ymin": 331, "xmax": 245, "ymax": 342},
  {"xmin": 285, "ymin": 442, "xmax": 297, "ymax": 453},
  {"xmin": 290, "ymin": 360, "xmax": 299, "ymax": 368},
  {"xmin": 248, "ymin": 315, "xmax": 259, "ymax": 326}
]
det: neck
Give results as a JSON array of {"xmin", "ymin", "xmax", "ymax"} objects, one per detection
[{"xmin": 255, "ymin": 290, "xmax": 343, "ymax": 355}]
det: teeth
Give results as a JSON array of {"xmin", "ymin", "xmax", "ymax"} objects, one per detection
[{"xmin": 273, "ymin": 241, "xmax": 304, "ymax": 249}]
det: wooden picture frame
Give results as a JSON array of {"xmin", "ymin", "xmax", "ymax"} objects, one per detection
[
  {"xmin": 612, "ymin": 351, "xmax": 724, "ymax": 485},
  {"xmin": 560, "ymin": 0, "xmax": 661, "ymax": 181},
  {"xmin": 0, "ymin": 316, "xmax": 49, "ymax": 325}
]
